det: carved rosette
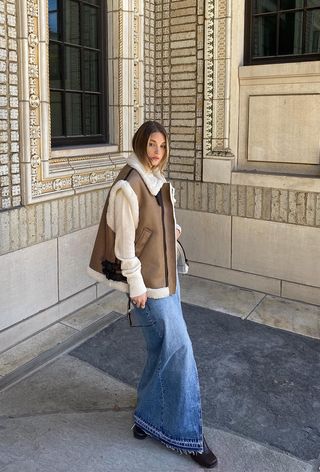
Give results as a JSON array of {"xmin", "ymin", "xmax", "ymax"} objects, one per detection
[{"xmin": 30, "ymin": 154, "xmax": 41, "ymax": 168}]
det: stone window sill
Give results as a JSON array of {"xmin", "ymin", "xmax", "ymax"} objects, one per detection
[
  {"xmin": 51, "ymin": 144, "xmax": 119, "ymax": 159},
  {"xmin": 239, "ymin": 61, "xmax": 320, "ymax": 82}
]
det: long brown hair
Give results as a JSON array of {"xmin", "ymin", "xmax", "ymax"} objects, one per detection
[{"xmin": 132, "ymin": 121, "xmax": 169, "ymax": 171}]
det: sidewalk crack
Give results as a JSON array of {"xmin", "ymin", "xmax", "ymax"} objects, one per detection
[{"xmin": 243, "ymin": 294, "xmax": 266, "ymax": 320}]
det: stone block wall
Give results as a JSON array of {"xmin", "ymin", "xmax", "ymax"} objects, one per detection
[
  {"xmin": 144, "ymin": 0, "xmax": 320, "ymax": 306},
  {"xmin": 1, "ymin": 0, "xmax": 319, "ymax": 346},
  {"xmin": 0, "ymin": 0, "xmax": 143, "ymax": 341},
  {"xmin": 145, "ymin": 0, "xmax": 204, "ymax": 181},
  {"xmin": 172, "ymin": 180, "xmax": 320, "ymax": 228},
  {"xmin": 0, "ymin": 189, "xmax": 107, "ymax": 256}
]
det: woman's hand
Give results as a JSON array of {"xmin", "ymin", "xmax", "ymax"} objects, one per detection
[{"xmin": 131, "ymin": 292, "xmax": 147, "ymax": 309}]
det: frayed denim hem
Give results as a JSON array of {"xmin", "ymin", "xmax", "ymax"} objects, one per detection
[{"xmin": 134, "ymin": 415, "xmax": 203, "ymax": 455}]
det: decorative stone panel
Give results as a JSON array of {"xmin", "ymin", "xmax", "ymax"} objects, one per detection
[
  {"xmin": 0, "ymin": 0, "xmax": 20, "ymax": 210},
  {"xmin": 238, "ymin": 62, "xmax": 320, "ymax": 176},
  {"xmin": 144, "ymin": 0, "xmax": 155, "ymax": 118},
  {"xmin": 203, "ymin": 0, "xmax": 233, "ymax": 157},
  {"xmin": 247, "ymin": 94, "xmax": 320, "ymax": 165}
]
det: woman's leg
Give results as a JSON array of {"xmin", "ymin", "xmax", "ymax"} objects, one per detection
[{"xmin": 132, "ymin": 283, "xmax": 203, "ymax": 454}]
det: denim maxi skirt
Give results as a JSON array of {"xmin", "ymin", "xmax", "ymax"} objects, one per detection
[{"xmin": 132, "ymin": 278, "xmax": 204, "ymax": 454}]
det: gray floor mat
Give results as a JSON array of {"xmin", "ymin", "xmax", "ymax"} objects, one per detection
[{"xmin": 70, "ymin": 302, "xmax": 320, "ymax": 461}]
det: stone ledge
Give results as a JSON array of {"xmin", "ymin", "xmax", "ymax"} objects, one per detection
[
  {"xmin": 232, "ymin": 171, "xmax": 320, "ymax": 193},
  {"xmin": 51, "ymin": 144, "xmax": 119, "ymax": 159},
  {"xmin": 239, "ymin": 61, "xmax": 320, "ymax": 82},
  {"xmin": 0, "ymin": 310, "xmax": 122, "ymax": 393}
]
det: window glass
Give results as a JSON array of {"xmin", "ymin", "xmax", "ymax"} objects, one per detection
[
  {"xmin": 65, "ymin": 0, "xmax": 80, "ymax": 45},
  {"xmin": 280, "ymin": 0, "xmax": 303, "ymax": 9},
  {"xmin": 49, "ymin": 0, "xmax": 58, "ymax": 9},
  {"xmin": 83, "ymin": 50, "xmax": 99, "ymax": 91},
  {"xmin": 49, "ymin": 0, "xmax": 60, "ymax": 40},
  {"xmin": 49, "ymin": 11, "xmax": 60, "ymax": 40},
  {"xmin": 305, "ymin": 9, "xmax": 320, "ymax": 53},
  {"xmin": 49, "ymin": 43, "xmax": 62, "ymax": 88},
  {"xmin": 253, "ymin": 0, "xmax": 277, "ymax": 14},
  {"xmin": 49, "ymin": 0, "xmax": 106, "ymax": 144},
  {"xmin": 84, "ymin": 94, "xmax": 100, "ymax": 134},
  {"xmin": 252, "ymin": 15, "xmax": 277, "ymax": 57},
  {"xmin": 279, "ymin": 11, "xmax": 303, "ymax": 55},
  {"xmin": 307, "ymin": 0, "xmax": 320, "ymax": 6},
  {"xmin": 65, "ymin": 93, "xmax": 82, "ymax": 135},
  {"xmin": 82, "ymin": 4, "xmax": 99, "ymax": 48},
  {"xmin": 246, "ymin": 0, "xmax": 320, "ymax": 63},
  {"xmin": 50, "ymin": 91, "xmax": 63, "ymax": 136},
  {"xmin": 65, "ymin": 46, "xmax": 81, "ymax": 90}
]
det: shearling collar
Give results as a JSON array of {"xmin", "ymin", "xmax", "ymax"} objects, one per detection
[{"xmin": 127, "ymin": 153, "xmax": 166, "ymax": 196}]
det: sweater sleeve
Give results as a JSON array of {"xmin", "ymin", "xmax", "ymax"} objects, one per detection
[
  {"xmin": 114, "ymin": 189, "xmax": 147, "ymax": 298},
  {"xmin": 171, "ymin": 184, "xmax": 181, "ymax": 236}
]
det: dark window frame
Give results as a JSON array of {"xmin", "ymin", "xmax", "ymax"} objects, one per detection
[
  {"xmin": 244, "ymin": 0, "xmax": 320, "ymax": 65},
  {"xmin": 49, "ymin": 0, "xmax": 108, "ymax": 147}
]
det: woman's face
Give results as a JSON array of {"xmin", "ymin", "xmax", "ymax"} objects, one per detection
[{"xmin": 146, "ymin": 132, "xmax": 166, "ymax": 168}]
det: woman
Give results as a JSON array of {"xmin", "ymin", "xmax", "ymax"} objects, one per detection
[{"xmin": 88, "ymin": 121, "xmax": 218, "ymax": 468}]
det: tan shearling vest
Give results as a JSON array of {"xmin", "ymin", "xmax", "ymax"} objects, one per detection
[{"xmin": 89, "ymin": 164, "xmax": 177, "ymax": 296}]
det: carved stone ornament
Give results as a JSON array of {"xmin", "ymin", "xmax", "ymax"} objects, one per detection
[
  {"xmin": 30, "ymin": 154, "xmax": 41, "ymax": 168},
  {"xmin": 89, "ymin": 172, "xmax": 98, "ymax": 184},
  {"xmin": 18, "ymin": 0, "xmax": 144, "ymax": 204},
  {"xmin": 204, "ymin": 0, "xmax": 233, "ymax": 157},
  {"xmin": 29, "ymin": 94, "xmax": 40, "ymax": 109},
  {"xmin": 53, "ymin": 178, "xmax": 63, "ymax": 191},
  {"xmin": 28, "ymin": 32, "xmax": 38, "ymax": 47}
]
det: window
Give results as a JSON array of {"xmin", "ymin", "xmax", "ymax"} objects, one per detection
[
  {"xmin": 49, "ymin": 0, "xmax": 107, "ymax": 146},
  {"xmin": 245, "ymin": 0, "xmax": 320, "ymax": 64}
]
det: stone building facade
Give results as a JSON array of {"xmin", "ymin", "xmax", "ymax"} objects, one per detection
[{"xmin": 0, "ymin": 0, "xmax": 320, "ymax": 351}]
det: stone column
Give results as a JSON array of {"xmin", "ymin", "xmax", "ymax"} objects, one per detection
[
  {"xmin": 144, "ymin": 0, "xmax": 155, "ymax": 120},
  {"xmin": 203, "ymin": 0, "xmax": 234, "ymax": 184},
  {"xmin": 0, "ymin": 0, "xmax": 20, "ymax": 209}
]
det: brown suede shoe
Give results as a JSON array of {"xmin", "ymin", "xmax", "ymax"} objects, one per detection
[{"xmin": 190, "ymin": 437, "xmax": 218, "ymax": 468}]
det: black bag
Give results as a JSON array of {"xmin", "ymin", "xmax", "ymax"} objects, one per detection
[{"xmin": 101, "ymin": 259, "xmax": 127, "ymax": 282}]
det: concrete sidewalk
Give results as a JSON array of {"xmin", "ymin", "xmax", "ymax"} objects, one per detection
[
  {"xmin": 1, "ymin": 275, "xmax": 319, "ymax": 391},
  {"xmin": 0, "ymin": 275, "xmax": 319, "ymax": 471},
  {"xmin": 0, "ymin": 354, "xmax": 315, "ymax": 472}
]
